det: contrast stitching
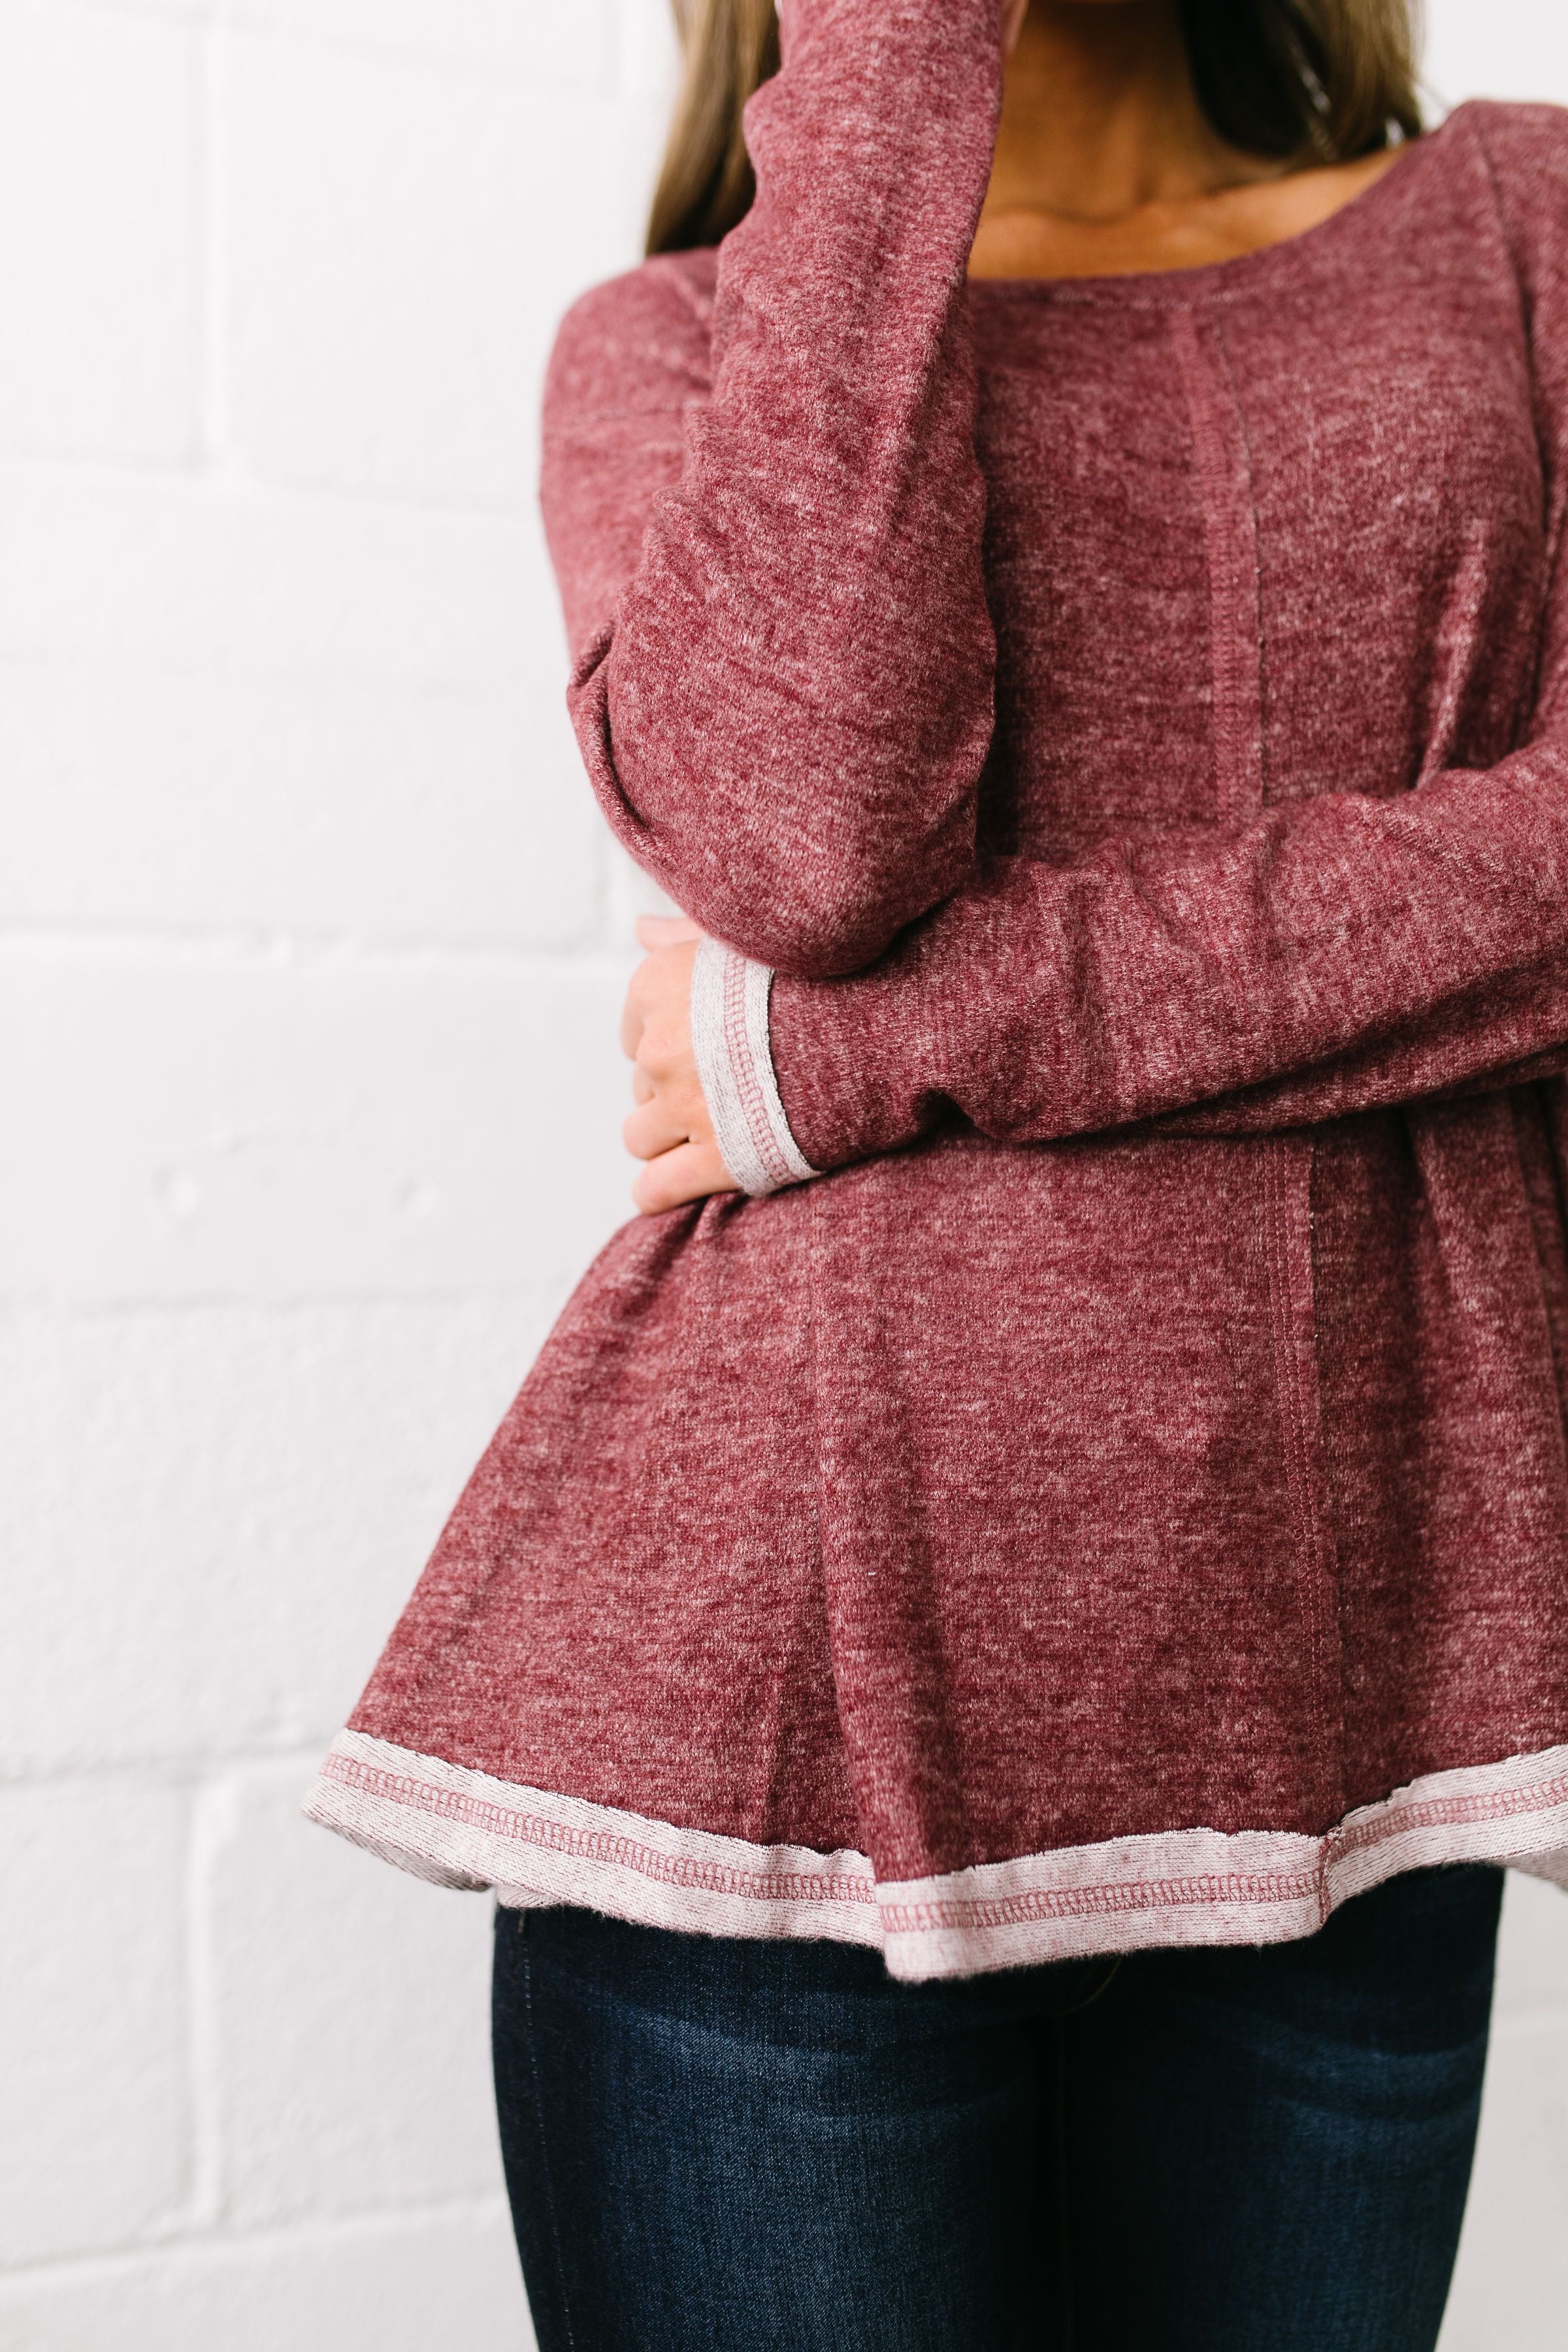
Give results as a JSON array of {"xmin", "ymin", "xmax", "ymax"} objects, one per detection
[
  {"xmin": 1276, "ymin": 1137, "xmax": 1348, "ymax": 1797},
  {"xmin": 1169, "ymin": 305, "xmax": 1264, "ymax": 828},
  {"xmin": 689, "ymin": 936, "xmax": 774, "ymax": 1195},
  {"xmin": 691, "ymin": 942, "xmax": 816, "ymax": 1194},
  {"xmin": 723, "ymin": 952, "xmax": 798, "ymax": 1190},
  {"xmin": 1262, "ymin": 1141, "xmax": 1337, "ymax": 1783},
  {"xmin": 323, "ymin": 1751, "xmax": 877, "ymax": 1906},
  {"xmin": 318, "ymin": 1744, "xmax": 1568, "ymax": 1935}
]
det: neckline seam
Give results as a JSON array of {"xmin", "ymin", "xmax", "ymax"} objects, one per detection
[{"xmin": 966, "ymin": 105, "xmax": 1465, "ymax": 308}]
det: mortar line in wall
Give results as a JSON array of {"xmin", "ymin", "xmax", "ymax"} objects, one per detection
[
  {"xmin": 0, "ymin": 444, "xmax": 540, "ymax": 527},
  {"xmin": 0, "ymin": 640, "xmax": 560, "ymax": 697},
  {"xmin": 0, "ymin": 1281, "xmax": 573, "ymax": 1318},
  {"xmin": 0, "ymin": 1749, "xmax": 336, "ymax": 1795},
  {"xmin": 0, "ymin": 1279, "xmax": 570, "ymax": 1312},
  {"xmin": 3, "ymin": 35, "xmax": 655, "ymax": 531},
  {"xmin": 0, "ymin": 649, "xmax": 585, "ymax": 737},
  {"xmin": 0, "ymin": 442, "xmax": 217, "ymax": 487},
  {"xmin": 585, "ymin": 809, "xmax": 617, "ymax": 947},
  {"xmin": 0, "ymin": 921, "xmax": 634, "ymax": 970},
  {"xmin": 0, "ymin": 2195, "xmax": 515, "ymax": 2287},
  {"xmin": 195, "ymin": 18, "xmax": 238, "ymax": 480},
  {"xmin": 191, "ymin": 16, "xmax": 214, "ymax": 472},
  {"xmin": 68, "ymin": 0, "xmax": 215, "ymax": 25},
  {"xmin": 179, "ymin": 1778, "xmax": 238, "ymax": 2232},
  {"xmin": 193, "ymin": 8, "xmax": 623, "ymax": 104},
  {"xmin": 176, "ymin": 462, "xmax": 538, "ymax": 524}
]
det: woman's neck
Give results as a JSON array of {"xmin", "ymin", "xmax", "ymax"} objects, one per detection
[
  {"xmin": 972, "ymin": 1, "xmax": 1399, "ymax": 282},
  {"xmin": 988, "ymin": 1, "xmax": 1272, "ymax": 223}
]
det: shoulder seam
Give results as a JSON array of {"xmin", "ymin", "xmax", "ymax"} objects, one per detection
[
  {"xmin": 546, "ymin": 404, "xmax": 693, "ymax": 424},
  {"xmin": 556, "ymin": 256, "xmax": 714, "ymax": 345},
  {"xmin": 657, "ymin": 253, "xmax": 717, "ymax": 335},
  {"xmin": 1462, "ymin": 106, "xmax": 1568, "ymax": 736},
  {"xmin": 1461, "ymin": 104, "xmax": 1526, "ymax": 295},
  {"xmin": 541, "ymin": 404, "xmax": 695, "ymax": 443},
  {"xmin": 545, "ymin": 259, "xmax": 713, "ymax": 434}
]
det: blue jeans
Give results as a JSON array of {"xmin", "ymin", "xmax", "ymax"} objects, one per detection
[{"xmin": 492, "ymin": 1864, "xmax": 1501, "ymax": 2351}]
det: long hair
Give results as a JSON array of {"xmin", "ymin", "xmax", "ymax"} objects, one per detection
[
  {"xmin": 646, "ymin": 0, "xmax": 780, "ymax": 257},
  {"xmin": 645, "ymin": 0, "xmax": 1422, "ymax": 257}
]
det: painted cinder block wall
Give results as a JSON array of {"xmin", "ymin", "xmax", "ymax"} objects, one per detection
[{"xmin": 1, "ymin": 3, "xmax": 1564, "ymax": 2344}]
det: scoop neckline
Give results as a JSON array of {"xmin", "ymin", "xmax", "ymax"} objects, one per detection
[{"xmin": 968, "ymin": 103, "xmax": 1461, "ymax": 305}]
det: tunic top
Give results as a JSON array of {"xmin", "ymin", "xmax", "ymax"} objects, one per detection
[{"xmin": 307, "ymin": 0, "xmax": 1568, "ymax": 1981}]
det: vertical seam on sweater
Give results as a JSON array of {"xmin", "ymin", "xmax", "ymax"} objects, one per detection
[
  {"xmin": 1169, "ymin": 304, "xmax": 1264, "ymax": 826},
  {"xmin": 1528, "ymin": 1082, "xmax": 1568, "ymax": 1437},
  {"xmin": 1210, "ymin": 319, "xmax": 1271, "ymax": 807},
  {"xmin": 1177, "ymin": 301, "xmax": 1346, "ymax": 1816},
  {"xmin": 806, "ymin": 1177, "xmax": 858, "ymax": 1859},
  {"xmin": 1293, "ymin": 1143, "xmax": 1348, "ymax": 1825},
  {"xmin": 1262, "ymin": 1144, "xmax": 1321, "ymax": 1691},
  {"xmin": 1264, "ymin": 1137, "xmax": 1348, "ymax": 1819},
  {"xmin": 1503, "ymin": 1091, "xmax": 1568, "ymax": 1511}
]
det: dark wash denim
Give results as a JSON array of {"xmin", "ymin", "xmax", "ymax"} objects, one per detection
[{"xmin": 492, "ymin": 1864, "xmax": 1501, "ymax": 2352}]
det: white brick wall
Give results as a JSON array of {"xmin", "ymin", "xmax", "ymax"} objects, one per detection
[{"xmin": 1, "ymin": 3, "xmax": 1563, "ymax": 2345}]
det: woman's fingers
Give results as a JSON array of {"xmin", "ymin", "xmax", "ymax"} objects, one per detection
[
  {"xmin": 621, "ymin": 936, "xmax": 700, "ymax": 1062},
  {"xmin": 623, "ymin": 1096, "xmax": 690, "ymax": 1164},
  {"xmin": 617, "ymin": 927, "xmax": 726, "ymax": 1211},
  {"xmin": 619, "ymin": 960, "xmax": 646, "ymax": 1060},
  {"xmin": 632, "ymin": 1139, "xmax": 737, "ymax": 1217}
]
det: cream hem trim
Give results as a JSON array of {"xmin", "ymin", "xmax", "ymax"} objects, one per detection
[
  {"xmin": 689, "ymin": 936, "xmax": 817, "ymax": 1198},
  {"xmin": 304, "ymin": 1729, "xmax": 1568, "ymax": 1982}
]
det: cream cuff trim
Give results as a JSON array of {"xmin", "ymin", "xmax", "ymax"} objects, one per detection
[{"xmin": 689, "ymin": 936, "xmax": 819, "ymax": 1197}]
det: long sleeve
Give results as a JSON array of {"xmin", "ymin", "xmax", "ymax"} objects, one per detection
[
  {"xmin": 762, "ymin": 798, "xmax": 1568, "ymax": 1170},
  {"xmin": 540, "ymin": 0, "xmax": 1002, "ymax": 982},
  {"xmin": 730, "ymin": 104, "xmax": 1568, "ymax": 1177}
]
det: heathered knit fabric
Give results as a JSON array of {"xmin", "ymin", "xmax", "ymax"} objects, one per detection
[{"xmin": 306, "ymin": 1, "xmax": 1568, "ymax": 1978}]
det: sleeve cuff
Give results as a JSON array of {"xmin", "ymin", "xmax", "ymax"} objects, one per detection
[{"xmin": 690, "ymin": 936, "xmax": 820, "ymax": 1198}]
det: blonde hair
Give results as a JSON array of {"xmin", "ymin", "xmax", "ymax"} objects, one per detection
[{"xmin": 646, "ymin": 0, "xmax": 779, "ymax": 256}]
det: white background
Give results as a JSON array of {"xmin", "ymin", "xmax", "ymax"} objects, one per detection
[{"xmin": 1, "ymin": 3, "xmax": 1565, "ymax": 2344}]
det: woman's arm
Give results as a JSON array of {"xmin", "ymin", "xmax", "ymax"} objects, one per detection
[
  {"xmin": 619, "ymin": 809, "xmax": 1568, "ymax": 1205},
  {"xmin": 751, "ymin": 787, "xmax": 1568, "ymax": 1173},
  {"xmin": 672, "ymin": 101, "xmax": 1568, "ymax": 1184},
  {"xmin": 542, "ymin": 0, "xmax": 1003, "ymax": 983}
]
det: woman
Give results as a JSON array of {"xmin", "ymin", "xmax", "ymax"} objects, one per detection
[{"xmin": 308, "ymin": 1, "xmax": 1568, "ymax": 2342}]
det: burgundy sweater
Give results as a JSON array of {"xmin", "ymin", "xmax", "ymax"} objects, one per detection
[{"xmin": 308, "ymin": 0, "xmax": 1568, "ymax": 1980}]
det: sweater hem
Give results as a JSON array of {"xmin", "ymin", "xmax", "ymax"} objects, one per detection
[{"xmin": 304, "ymin": 1727, "xmax": 1568, "ymax": 1982}]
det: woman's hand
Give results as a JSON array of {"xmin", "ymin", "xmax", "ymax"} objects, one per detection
[
  {"xmin": 1002, "ymin": 0, "xmax": 1029, "ymax": 58},
  {"xmin": 619, "ymin": 914, "xmax": 740, "ymax": 1215}
]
